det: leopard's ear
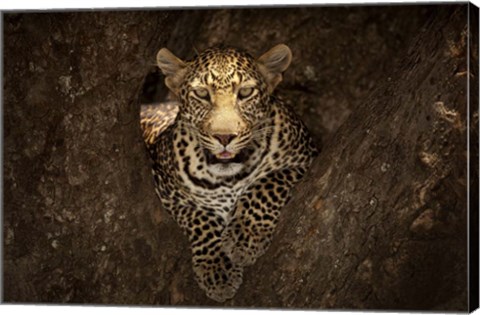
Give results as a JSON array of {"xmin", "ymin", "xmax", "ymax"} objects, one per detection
[
  {"xmin": 257, "ymin": 44, "xmax": 292, "ymax": 93},
  {"xmin": 156, "ymin": 48, "xmax": 187, "ymax": 95}
]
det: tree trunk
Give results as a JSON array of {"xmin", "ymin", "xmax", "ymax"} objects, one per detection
[
  {"xmin": 3, "ymin": 5, "xmax": 475, "ymax": 310},
  {"xmin": 3, "ymin": 11, "xmax": 185, "ymax": 304}
]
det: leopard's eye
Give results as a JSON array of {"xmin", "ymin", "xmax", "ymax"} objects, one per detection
[
  {"xmin": 238, "ymin": 87, "xmax": 254, "ymax": 100},
  {"xmin": 193, "ymin": 88, "xmax": 210, "ymax": 101}
]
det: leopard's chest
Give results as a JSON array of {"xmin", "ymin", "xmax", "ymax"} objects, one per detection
[
  {"xmin": 173, "ymin": 143, "xmax": 259, "ymax": 210},
  {"xmin": 154, "ymin": 129, "xmax": 259, "ymax": 215}
]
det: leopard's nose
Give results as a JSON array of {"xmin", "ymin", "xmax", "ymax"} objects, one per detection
[{"xmin": 213, "ymin": 134, "xmax": 237, "ymax": 146}]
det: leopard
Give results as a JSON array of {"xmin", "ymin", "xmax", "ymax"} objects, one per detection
[{"xmin": 141, "ymin": 44, "xmax": 318, "ymax": 302}]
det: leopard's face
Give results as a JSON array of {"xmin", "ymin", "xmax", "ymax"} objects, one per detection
[
  {"xmin": 179, "ymin": 48, "xmax": 271, "ymax": 164},
  {"xmin": 157, "ymin": 45, "xmax": 292, "ymax": 175}
]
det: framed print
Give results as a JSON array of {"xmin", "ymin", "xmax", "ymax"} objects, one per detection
[{"xmin": 2, "ymin": 2, "xmax": 479, "ymax": 312}]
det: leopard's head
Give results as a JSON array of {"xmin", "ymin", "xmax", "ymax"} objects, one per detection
[{"xmin": 156, "ymin": 45, "xmax": 291, "ymax": 172}]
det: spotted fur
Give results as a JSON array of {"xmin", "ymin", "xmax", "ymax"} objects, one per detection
[
  {"xmin": 142, "ymin": 45, "xmax": 318, "ymax": 302},
  {"xmin": 141, "ymin": 101, "xmax": 179, "ymax": 146}
]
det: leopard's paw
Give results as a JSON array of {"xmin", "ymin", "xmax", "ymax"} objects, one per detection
[{"xmin": 193, "ymin": 254, "xmax": 243, "ymax": 302}]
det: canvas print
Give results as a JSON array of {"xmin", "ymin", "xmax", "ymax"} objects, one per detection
[{"xmin": 2, "ymin": 2, "xmax": 479, "ymax": 311}]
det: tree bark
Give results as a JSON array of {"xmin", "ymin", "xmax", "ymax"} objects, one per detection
[
  {"xmin": 3, "ymin": 11, "xmax": 185, "ymax": 304},
  {"xmin": 3, "ymin": 5, "xmax": 474, "ymax": 310}
]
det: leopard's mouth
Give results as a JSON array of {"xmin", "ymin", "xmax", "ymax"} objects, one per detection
[{"xmin": 204, "ymin": 149, "xmax": 249, "ymax": 164}]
